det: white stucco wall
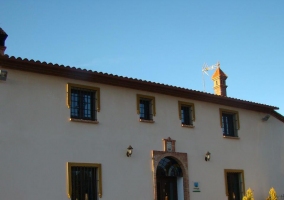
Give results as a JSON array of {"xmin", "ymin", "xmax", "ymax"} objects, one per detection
[{"xmin": 0, "ymin": 68, "xmax": 283, "ymax": 200}]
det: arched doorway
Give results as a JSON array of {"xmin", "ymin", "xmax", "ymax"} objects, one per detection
[
  {"xmin": 156, "ymin": 157, "xmax": 183, "ymax": 200},
  {"xmin": 152, "ymin": 150, "xmax": 189, "ymax": 200}
]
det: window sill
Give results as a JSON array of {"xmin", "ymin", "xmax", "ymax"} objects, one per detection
[
  {"xmin": 139, "ymin": 119, "xmax": 155, "ymax": 123},
  {"xmin": 223, "ymin": 135, "xmax": 239, "ymax": 139},
  {"xmin": 70, "ymin": 118, "xmax": 99, "ymax": 124},
  {"xmin": 181, "ymin": 124, "xmax": 195, "ymax": 128}
]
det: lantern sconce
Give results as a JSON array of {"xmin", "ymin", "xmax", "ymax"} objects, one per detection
[
  {"xmin": 205, "ymin": 151, "xmax": 211, "ymax": 161},
  {"xmin": 262, "ymin": 114, "xmax": 270, "ymax": 122},
  {"xmin": 126, "ymin": 145, "xmax": 133, "ymax": 157}
]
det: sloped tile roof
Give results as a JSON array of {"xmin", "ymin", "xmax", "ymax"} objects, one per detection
[{"xmin": 0, "ymin": 54, "xmax": 283, "ymax": 122}]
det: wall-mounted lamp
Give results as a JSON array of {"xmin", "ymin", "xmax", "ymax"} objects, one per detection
[
  {"xmin": 262, "ymin": 114, "xmax": 270, "ymax": 122},
  {"xmin": 205, "ymin": 151, "xmax": 211, "ymax": 161},
  {"xmin": 0, "ymin": 70, "xmax": 8, "ymax": 81},
  {"xmin": 126, "ymin": 145, "xmax": 133, "ymax": 157}
]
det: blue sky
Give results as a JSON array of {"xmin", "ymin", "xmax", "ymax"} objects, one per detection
[{"xmin": 1, "ymin": 0, "xmax": 284, "ymax": 115}]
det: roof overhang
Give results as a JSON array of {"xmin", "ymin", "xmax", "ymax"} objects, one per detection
[{"xmin": 0, "ymin": 55, "xmax": 282, "ymax": 122}]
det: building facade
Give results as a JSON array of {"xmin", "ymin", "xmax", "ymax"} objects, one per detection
[{"xmin": 0, "ymin": 28, "xmax": 284, "ymax": 200}]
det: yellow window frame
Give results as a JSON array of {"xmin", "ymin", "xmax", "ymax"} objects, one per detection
[
  {"xmin": 136, "ymin": 94, "xmax": 156, "ymax": 116},
  {"xmin": 178, "ymin": 101, "xmax": 195, "ymax": 121},
  {"xmin": 219, "ymin": 108, "xmax": 240, "ymax": 130},
  {"xmin": 67, "ymin": 162, "xmax": 102, "ymax": 198},
  {"xmin": 224, "ymin": 169, "xmax": 245, "ymax": 197}
]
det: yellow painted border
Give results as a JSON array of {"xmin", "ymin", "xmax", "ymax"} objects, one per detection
[
  {"xmin": 67, "ymin": 162, "xmax": 102, "ymax": 198},
  {"xmin": 67, "ymin": 83, "xmax": 100, "ymax": 112},
  {"xmin": 136, "ymin": 94, "xmax": 156, "ymax": 116},
  {"xmin": 219, "ymin": 108, "xmax": 240, "ymax": 129},
  {"xmin": 224, "ymin": 169, "xmax": 245, "ymax": 197},
  {"xmin": 178, "ymin": 101, "xmax": 195, "ymax": 121}
]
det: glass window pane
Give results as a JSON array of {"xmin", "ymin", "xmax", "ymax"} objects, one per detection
[{"xmin": 70, "ymin": 88, "xmax": 96, "ymax": 121}]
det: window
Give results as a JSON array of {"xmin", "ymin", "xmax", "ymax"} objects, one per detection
[
  {"xmin": 178, "ymin": 101, "xmax": 195, "ymax": 127},
  {"xmin": 67, "ymin": 83, "xmax": 100, "ymax": 122},
  {"xmin": 136, "ymin": 94, "xmax": 156, "ymax": 121},
  {"xmin": 67, "ymin": 163, "xmax": 102, "ymax": 200},
  {"xmin": 219, "ymin": 109, "xmax": 240, "ymax": 137},
  {"xmin": 224, "ymin": 169, "xmax": 245, "ymax": 200}
]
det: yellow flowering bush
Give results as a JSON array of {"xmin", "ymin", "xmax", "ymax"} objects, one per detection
[
  {"xmin": 266, "ymin": 187, "xmax": 277, "ymax": 200},
  {"xmin": 242, "ymin": 188, "xmax": 254, "ymax": 200}
]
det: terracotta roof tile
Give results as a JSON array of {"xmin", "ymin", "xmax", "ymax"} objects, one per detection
[
  {"xmin": 0, "ymin": 54, "xmax": 283, "ymax": 122},
  {"xmin": 212, "ymin": 67, "xmax": 227, "ymax": 79}
]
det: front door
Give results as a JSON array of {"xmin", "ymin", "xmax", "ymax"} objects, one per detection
[{"xmin": 157, "ymin": 177, "xmax": 177, "ymax": 200}]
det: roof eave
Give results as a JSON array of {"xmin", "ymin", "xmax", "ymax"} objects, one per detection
[{"xmin": 0, "ymin": 55, "xmax": 279, "ymax": 115}]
